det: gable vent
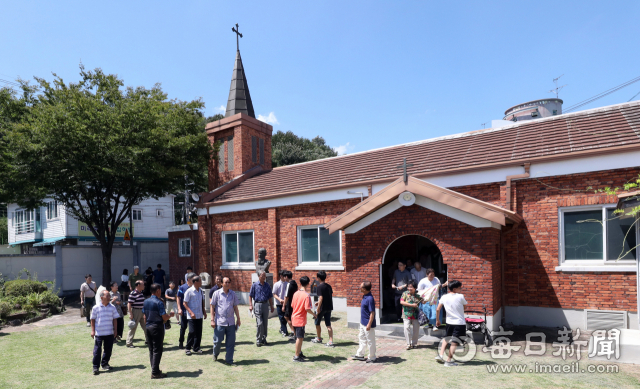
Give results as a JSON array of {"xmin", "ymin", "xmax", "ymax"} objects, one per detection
[{"xmin": 585, "ymin": 309, "xmax": 627, "ymax": 330}]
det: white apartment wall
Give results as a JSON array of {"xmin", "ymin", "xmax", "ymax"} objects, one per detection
[
  {"xmin": 65, "ymin": 195, "xmax": 175, "ymax": 239},
  {"xmin": 43, "ymin": 199, "xmax": 66, "ymax": 240}
]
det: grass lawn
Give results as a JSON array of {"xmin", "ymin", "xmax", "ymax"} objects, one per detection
[{"xmin": 1, "ymin": 309, "xmax": 640, "ymax": 388}]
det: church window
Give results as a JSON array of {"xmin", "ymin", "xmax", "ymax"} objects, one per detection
[
  {"xmin": 251, "ymin": 136, "xmax": 257, "ymax": 163},
  {"xmin": 222, "ymin": 230, "xmax": 254, "ymax": 266},
  {"xmin": 297, "ymin": 225, "xmax": 341, "ymax": 265},
  {"xmin": 259, "ymin": 138, "xmax": 264, "ymax": 165},
  {"xmin": 218, "ymin": 141, "xmax": 225, "ymax": 172},
  {"xmin": 227, "ymin": 136, "xmax": 234, "ymax": 170},
  {"xmin": 560, "ymin": 205, "xmax": 637, "ymax": 263}
]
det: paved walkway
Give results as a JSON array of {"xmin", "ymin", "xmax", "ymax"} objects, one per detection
[
  {"xmin": 0, "ymin": 304, "xmax": 83, "ymax": 333},
  {"xmin": 300, "ymin": 337, "xmax": 409, "ymax": 389}
]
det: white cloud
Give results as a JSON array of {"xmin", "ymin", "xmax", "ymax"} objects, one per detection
[
  {"xmin": 335, "ymin": 142, "xmax": 354, "ymax": 156},
  {"xmin": 257, "ymin": 112, "xmax": 279, "ymax": 125},
  {"xmin": 214, "ymin": 105, "xmax": 226, "ymax": 114}
]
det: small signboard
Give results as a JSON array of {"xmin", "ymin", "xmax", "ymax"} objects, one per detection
[{"xmin": 123, "ymin": 229, "xmax": 131, "ymax": 245}]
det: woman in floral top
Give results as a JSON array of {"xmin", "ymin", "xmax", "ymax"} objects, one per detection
[{"xmin": 400, "ymin": 280, "xmax": 423, "ymax": 349}]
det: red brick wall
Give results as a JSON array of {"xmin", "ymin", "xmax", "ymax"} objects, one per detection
[
  {"xmin": 345, "ymin": 204, "xmax": 501, "ymax": 313},
  {"xmin": 504, "ymin": 167, "xmax": 639, "ymax": 312},
  {"xmin": 208, "ymin": 124, "xmax": 273, "ymax": 190},
  {"xmin": 168, "ymin": 229, "xmax": 200, "ymax": 285}
]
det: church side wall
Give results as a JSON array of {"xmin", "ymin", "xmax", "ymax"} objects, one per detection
[{"xmin": 504, "ymin": 167, "xmax": 639, "ymax": 315}]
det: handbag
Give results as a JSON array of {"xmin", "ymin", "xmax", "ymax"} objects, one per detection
[{"xmin": 418, "ymin": 309, "xmax": 428, "ymax": 326}]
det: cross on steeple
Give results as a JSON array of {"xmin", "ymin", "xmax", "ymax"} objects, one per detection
[
  {"xmin": 232, "ymin": 23, "xmax": 243, "ymax": 51},
  {"xmin": 394, "ymin": 158, "xmax": 414, "ymax": 184}
]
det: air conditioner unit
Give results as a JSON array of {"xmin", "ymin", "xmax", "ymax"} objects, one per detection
[{"xmin": 156, "ymin": 209, "xmax": 164, "ymax": 217}]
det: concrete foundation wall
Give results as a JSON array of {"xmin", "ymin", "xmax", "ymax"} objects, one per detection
[
  {"xmin": 505, "ymin": 305, "xmax": 639, "ymax": 331},
  {"xmin": 0, "ymin": 254, "xmax": 56, "ymax": 284}
]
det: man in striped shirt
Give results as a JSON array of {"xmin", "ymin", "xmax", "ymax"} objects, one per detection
[
  {"xmin": 91, "ymin": 290, "xmax": 118, "ymax": 375},
  {"xmin": 126, "ymin": 280, "xmax": 148, "ymax": 348}
]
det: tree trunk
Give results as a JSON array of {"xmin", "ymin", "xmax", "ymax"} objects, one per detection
[{"xmin": 101, "ymin": 244, "xmax": 113, "ymax": 288}]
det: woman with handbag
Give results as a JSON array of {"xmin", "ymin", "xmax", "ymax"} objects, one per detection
[{"xmin": 80, "ymin": 274, "xmax": 97, "ymax": 327}]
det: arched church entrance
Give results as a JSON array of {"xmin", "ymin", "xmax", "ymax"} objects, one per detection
[{"xmin": 381, "ymin": 235, "xmax": 445, "ymax": 324}]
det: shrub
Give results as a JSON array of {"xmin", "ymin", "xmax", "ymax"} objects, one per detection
[
  {"xmin": 0, "ymin": 301, "xmax": 11, "ymax": 318},
  {"xmin": 39, "ymin": 291, "xmax": 61, "ymax": 306},
  {"xmin": 4, "ymin": 279, "xmax": 48, "ymax": 297}
]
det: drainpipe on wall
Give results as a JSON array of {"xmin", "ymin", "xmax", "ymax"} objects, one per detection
[{"xmin": 502, "ymin": 163, "xmax": 530, "ymax": 326}]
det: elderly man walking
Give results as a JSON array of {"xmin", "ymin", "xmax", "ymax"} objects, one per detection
[
  {"xmin": 249, "ymin": 270, "xmax": 274, "ymax": 347},
  {"xmin": 183, "ymin": 275, "xmax": 206, "ymax": 355},
  {"xmin": 210, "ymin": 277, "xmax": 241, "ymax": 365},
  {"xmin": 144, "ymin": 283, "xmax": 174, "ymax": 379},
  {"xmin": 90, "ymin": 290, "xmax": 119, "ymax": 375},
  {"xmin": 126, "ymin": 280, "xmax": 149, "ymax": 348}
]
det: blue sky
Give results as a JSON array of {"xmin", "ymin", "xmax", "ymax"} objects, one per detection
[{"xmin": 2, "ymin": 1, "xmax": 639, "ymax": 154}]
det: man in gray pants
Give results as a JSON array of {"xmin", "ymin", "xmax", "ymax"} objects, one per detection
[{"xmin": 249, "ymin": 271, "xmax": 274, "ymax": 347}]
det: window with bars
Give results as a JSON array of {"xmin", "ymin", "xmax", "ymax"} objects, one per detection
[
  {"xmin": 179, "ymin": 238, "xmax": 191, "ymax": 257},
  {"xmin": 14, "ymin": 209, "xmax": 35, "ymax": 234}
]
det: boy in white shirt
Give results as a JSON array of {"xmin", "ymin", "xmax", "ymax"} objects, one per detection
[{"xmin": 435, "ymin": 280, "xmax": 467, "ymax": 367}]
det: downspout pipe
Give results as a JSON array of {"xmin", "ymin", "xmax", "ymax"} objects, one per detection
[
  {"xmin": 502, "ymin": 163, "xmax": 530, "ymax": 326},
  {"xmin": 505, "ymin": 163, "xmax": 530, "ymax": 211}
]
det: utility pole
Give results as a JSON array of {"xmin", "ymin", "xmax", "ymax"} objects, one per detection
[{"xmin": 184, "ymin": 174, "xmax": 190, "ymax": 224}]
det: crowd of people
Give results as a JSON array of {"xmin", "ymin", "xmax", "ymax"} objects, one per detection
[{"xmin": 82, "ymin": 260, "xmax": 468, "ymax": 377}]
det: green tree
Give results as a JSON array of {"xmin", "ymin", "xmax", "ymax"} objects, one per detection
[
  {"xmin": 271, "ymin": 131, "xmax": 338, "ymax": 167},
  {"xmin": 0, "ymin": 67, "xmax": 214, "ymax": 286},
  {"xmin": 0, "ymin": 216, "xmax": 7, "ymax": 245}
]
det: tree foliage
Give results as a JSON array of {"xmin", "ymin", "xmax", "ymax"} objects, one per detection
[
  {"xmin": 271, "ymin": 130, "xmax": 338, "ymax": 167},
  {"xmin": 0, "ymin": 67, "xmax": 214, "ymax": 286}
]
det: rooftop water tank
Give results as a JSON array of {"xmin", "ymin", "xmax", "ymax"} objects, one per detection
[{"xmin": 503, "ymin": 98, "xmax": 563, "ymax": 122}]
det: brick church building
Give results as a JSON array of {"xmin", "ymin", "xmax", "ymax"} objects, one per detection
[{"xmin": 170, "ymin": 47, "xmax": 640, "ymax": 332}]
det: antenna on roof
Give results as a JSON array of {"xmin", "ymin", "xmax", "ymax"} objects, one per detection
[
  {"xmin": 481, "ymin": 122, "xmax": 487, "ymax": 129},
  {"xmin": 549, "ymin": 74, "xmax": 567, "ymax": 98}
]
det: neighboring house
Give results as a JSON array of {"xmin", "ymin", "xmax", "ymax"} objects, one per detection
[
  {"xmin": 8, "ymin": 196, "xmax": 175, "ymax": 253},
  {"xmin": 170, "ymin": 46, "xmax": 640, "ymax": 334}
]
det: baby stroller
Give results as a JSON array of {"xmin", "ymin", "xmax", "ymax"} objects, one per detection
[{"xmin": 464, "ymin": 306, "xmax": 493, "ymax": 347}]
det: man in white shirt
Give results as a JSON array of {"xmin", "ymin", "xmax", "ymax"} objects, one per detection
[
  {"xmin": 90, "ymin": 290, "xmax": 118, "ymax": 375},
  {"xmin": 183, "ymin": 275, "xmax": 207, "ymax": 355},
  {"xmin": 272, "ymin": 270, "xmax": 291, "ymax": 337},
  {"xmin": 435, "ymin": 280, "xmax": 467, "ymax": 367}
]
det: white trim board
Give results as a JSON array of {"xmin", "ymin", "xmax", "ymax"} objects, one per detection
[{"xmin": 344, "ymin": 196, "xmax": 500, "ymax": 234}]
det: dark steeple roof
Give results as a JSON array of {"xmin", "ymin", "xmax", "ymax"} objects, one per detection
[{"xmin": 225, "ymin": 50, "xmax": 255, "ymax": 118}]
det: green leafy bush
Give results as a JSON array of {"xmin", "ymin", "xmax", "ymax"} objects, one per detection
[
  {"xmin": 4, "ymin": 279, "xmax": 48, "ymax": 297},
  {"xmin": 0, "ymin": 301, "xmax": 11, "ymax": 318}
]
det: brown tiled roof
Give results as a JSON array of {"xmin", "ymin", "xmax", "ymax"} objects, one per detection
[{"xmin": 208, "ymin": 101, "xmax": 640, "ymax": 205}]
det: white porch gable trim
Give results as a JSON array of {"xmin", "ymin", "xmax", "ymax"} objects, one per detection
[{"xmin": 344, "ymin": 195, "xmax": 501, "ymax": 234}]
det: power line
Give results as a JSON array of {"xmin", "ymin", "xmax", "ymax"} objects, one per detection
[
  {"xmin": 629, "ymin": 90, "xmax": 640, "ymax": 102},
  {"xmin": 0, "ymin": 78, "xmax": 20, "ymax": 88},
  {"xmin": 564, "ymin": 75, "xmax": 640, "ymax": 113}
]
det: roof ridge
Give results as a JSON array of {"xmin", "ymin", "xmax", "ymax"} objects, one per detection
[{"xmin": 269, "ymin": 100, "xmax": 640, "ymax": 173}]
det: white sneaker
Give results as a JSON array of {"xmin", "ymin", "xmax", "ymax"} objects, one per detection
[
  {"xmin": 444, "ymin": 361, "xmax": 459, "ymax": 367},
  {"xmin": 86, "ymin": 322, "xmax": 91, "ymax": 327},
  {"xmin": 435, "ymin": 355, "xmax": 444, "ymax": 363}
]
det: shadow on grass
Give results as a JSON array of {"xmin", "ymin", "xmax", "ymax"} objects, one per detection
[
  {"xmin": 305, "ymin": 355, "xmax": 347, "ymax": 364},
  {"xmin": 0, "ymin": 332, "xmax": 9, "ymax": 337},
  {"xmin": 374, "ymin": 356, "xmax": 405, "ymax": 364},
  {"xmin": 170, "ymin": 369, "xmax": 203, "ymax": 378},
  {"xmin": 331, "ymin": 341, "xmax": 358, "ymax": 347},
  {"xmin": 113, "ymin": 364, "xmax": 146, "ymax": 372},
  {"xmin": 234, "ymin": 359, "xmax": 270, "ymax": 365},
  {"xmin": 235, "ymin": 341, "xmax": 253, "ymax": 346},
  {"xmin": 462, "ymin": 359, "xmax": 497, "ymax": 366}
]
